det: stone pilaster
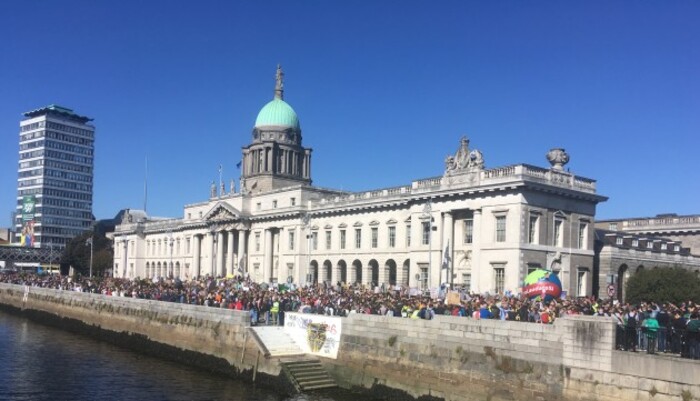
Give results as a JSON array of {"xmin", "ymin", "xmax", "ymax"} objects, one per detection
[
  {"xmin": 193, "ymin": 235, "xmax": 201, "ymax": 278},
  {"xmin": 216, "ymin": 231, "xmax": 225, "ymax": 277}
]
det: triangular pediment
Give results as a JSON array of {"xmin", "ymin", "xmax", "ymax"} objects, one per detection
[{"xmin": 203, "ymin": 202, "xmax": 240, "ymax": 222}]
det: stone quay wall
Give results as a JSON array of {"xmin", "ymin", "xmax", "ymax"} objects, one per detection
[
  {"xmin": 322, "ymin": 313, "xmax": 700, "ymax": 401},
  {"xmin": 1, "ymin": 283, "xmax": 698, "ymax": 401},
  {"xmin": 0, "ymin": 283, "xmax": 287, "ymax": 391}
]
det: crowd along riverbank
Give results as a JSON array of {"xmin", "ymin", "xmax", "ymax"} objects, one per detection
[{"xmin": 1, "ymin": 283, "xmax": 698, "ymax": 401}]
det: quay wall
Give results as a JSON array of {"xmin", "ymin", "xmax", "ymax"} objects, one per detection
[
  {"xmin": 0, "ymin": 284, "xmax": 286, "ymax": 391},
  {"xmin": 1, "ymin": 283, "xmax": 698, "ymax": 401},
  {"xmin": 323, "ymin": 313, "xmax": 700, "ymax": 401}
]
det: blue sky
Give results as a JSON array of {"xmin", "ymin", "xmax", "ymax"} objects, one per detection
[{"xmin": 1, "ymin": 1, "xmax": 698, "ymax": 222}]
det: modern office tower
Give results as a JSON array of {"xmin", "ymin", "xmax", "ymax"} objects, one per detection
[{"xmin": 16, "ymin": 105, "xmax": 95, "ymax": 248}]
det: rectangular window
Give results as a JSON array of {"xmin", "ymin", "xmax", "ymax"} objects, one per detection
[
  {"xmin": 609, "ymin": 223, "xmax": 617, "ymax": 231},
  {"xmin": 176, "ymin": 239, "xmax": 181, "ymax": 255},
  {"xmin": 272, "ymin": 200, "xmax": 277, "ymax": 208},
  {"xmin": 406, "ymin": 224, "xmax": 411, "ymax": 247},
  {"xmin": 355, "ymin": 228, "xmax": 362, "ymax": 249},
  {"xmin": 496, "ymin": 216, "xmax": 506, "ymax": 242},
  {"xmin": 462, "ymin": 273, "xmax": 471, "ymax": 291},
  {"xmin": 646, "ymin": 241, "xmax": 653, "ymax": 249},
  {"xmin": 255, "ymin": 232, "xmax": 261, "ymax": 252},
  {"xmin": 554, "ymin": 219, "xmax": 563, "ymax": 247},
  {"xmin": 290, "ymin": 197, "xmax": 296, "ymax": 206},
  {"xmin": 340, "ymin": 229, "xmax": 346, "ymax": 249},
  {"xmin": 616, "ymin": 237, "xmax": 623, "ymax": 245},
  {"xmin": 130, "ymin": 241, "xmax": 134, "ymax": 256},
  {"xmin": 661, "ymin": 243, "xmax": 667, "ymax": 250},
  {"xmin": 371, "ymin": 227, "xmax": 378, "ymax": 248},
  {"xmin": 388, "ymin": 226, "xmax": 396, "ymax": 248},
  {"xmin": 256, "ymin": 202, "xmax": 261, "ymax": 210},
  {"xmin": 288, "ymin": 231, "xmax": 295, "ymax": 250},
  {"xmin": 527, "ymin": 263, "xmax": 541, "ymax": 276},
  {"xmin": 312, "ymin": 232, "xmax": 318, "ymax": 250},
  {"xmin": 528, "ymin": 216, "xmax": 538, "ymax": 244},
  {"xmin": 325, "ymin": 230, "xmax": 332, "ymax": 250},
  {"xmin": 578, "ymin": 222, "xmax": 587, "ymax": 249},
  {"xmin": 186, "ymin": 237, "xmax": 191, "ymax": 254},
  {"xmin": 494, "ymin": 266, "xmax": 505, "ymax": 293},
  {"xmin": 422, "ymin": 222, "xmax": 430, "ymax": 245},
  {"xmin": 463, "ymin": 218, "xmax": 474, "ymax": 244},
  {"xmin": 577, "ymin": 269, "xmax": 588, "ymax": 297},
  {"xmin": 673, "ymin": 245, "xmax": 680, "ymax": 252},
  {"xmin": 419, "ymin": 264, "xmax": 429, "ymax": 290},
  {"xmin": 632, "ymin": 239, "xmax": 639, "ymax": 247}
]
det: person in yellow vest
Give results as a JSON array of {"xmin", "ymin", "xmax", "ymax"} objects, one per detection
[{"xmin": 270, "ymin": 297, "xmax": 280, "ymax": 326}]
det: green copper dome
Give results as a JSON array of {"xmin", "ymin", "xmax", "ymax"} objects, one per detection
[{"xmin": 254, "ymin": 98, "xmax": 300, "ymax": 130}]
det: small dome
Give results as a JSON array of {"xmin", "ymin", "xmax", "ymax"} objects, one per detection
[{"xmin": 254, "ymin": 98, "xmax": 300, "ymax": 130}]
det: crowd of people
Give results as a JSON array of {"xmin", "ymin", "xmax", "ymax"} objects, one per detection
[{"xmin": 1, "ymin": 271, "xmax": 698, "ymax": 359}]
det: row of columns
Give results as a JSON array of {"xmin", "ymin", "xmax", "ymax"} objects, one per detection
[
  {"xmin": 191, "ymin": 229, "xmax": 248, "ymax": 279},
  {"xmin": 243, "ymin": 147, "xmax": 311, "ymax": 180}
]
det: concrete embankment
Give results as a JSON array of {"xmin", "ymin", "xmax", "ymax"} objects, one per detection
[
  {"xmin": 1, "ymin": 283, "xmax": 699, "ymax": 401},
  {"xmin": 0, "ymin": 283, "xmax": 290, "ymax": 394},
  {"xmin": 325, "ymin": 312, "xmax": 700, "ymax": 401}
]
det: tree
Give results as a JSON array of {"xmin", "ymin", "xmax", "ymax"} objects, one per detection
[
  {"xmin": 625, "ymin": 267, "xmax": 700, "ymax": 305},
  {"xmin": 60, "ymin": 230, "xmax": 113, "ymax": 276}
]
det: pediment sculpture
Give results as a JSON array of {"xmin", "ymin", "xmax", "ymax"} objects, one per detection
[
  {"xmin": 204, "ymin": 203, "xmax": 240, "ymax": 222},
  {"xmin": 445, "ymin": 136, "xmax": 485, "ymax": 174}
]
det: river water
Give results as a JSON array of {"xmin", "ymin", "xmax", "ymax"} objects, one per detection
[{"xmin": 0, "ymin": 311, "xmax": 360, "ymax": 401}]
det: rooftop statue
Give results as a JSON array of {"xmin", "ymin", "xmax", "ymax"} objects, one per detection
[{"xmin": 445, "ymin": 136, "xmax": 485, "ymax": 173}]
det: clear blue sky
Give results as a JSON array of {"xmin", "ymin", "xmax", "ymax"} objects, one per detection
[{"xmin": 1, "ymin": 1, "xmax": 698, "ymax": 222}]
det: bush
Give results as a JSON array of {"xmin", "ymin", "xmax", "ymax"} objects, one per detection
[{"xmin": 625, "ymin": 267, "xmax": 700, "ymax": 305}]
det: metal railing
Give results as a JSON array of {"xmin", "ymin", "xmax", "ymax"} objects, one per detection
[{"xmin": 615, "ymin": 326, "xmax": 700, "ymax": 359}]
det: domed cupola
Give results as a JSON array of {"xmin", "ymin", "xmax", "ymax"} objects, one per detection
[{"xmin": 240, "ymin": 65, "xmax": 312, "ymax": 194}]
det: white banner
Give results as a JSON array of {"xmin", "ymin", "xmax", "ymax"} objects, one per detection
[{"xmin": 284, "ymin": 312, "xmax": 342, "ymax": 359}]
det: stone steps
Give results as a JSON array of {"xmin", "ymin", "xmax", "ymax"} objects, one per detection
[
  {"xmin": 281, "ymin": 359, "xmax": 337, "ymax": 392},
  {"xmin": 249, "ymin": 326, "xmax": 304, "ymax": 357}
]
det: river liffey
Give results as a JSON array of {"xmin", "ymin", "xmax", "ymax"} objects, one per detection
[{"xmin": 0, "ymin": 311, "xmax": 362, "ymax": 401}]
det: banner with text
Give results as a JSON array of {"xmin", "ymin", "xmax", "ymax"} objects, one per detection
[{"xmin": 284, "ymin": 312, "xmax": 342, "ymax": 359}]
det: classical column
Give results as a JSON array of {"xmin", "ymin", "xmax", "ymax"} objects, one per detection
[
  {"xmin": 472, "ymin": 209, "xmax": 482, "ymax": 292},
  {"xmin": 379, "ymin": 263, "xmax": 388, "ymax": 287},
  {"xmin": 227, "ymin": 230, "xmax": 235, "ymax": 276},
  {"xmin": 263, "ymin": 229, "xmax": 273, "ymax": 283},
  {"xmin": 235, "ymin": 230, "xmax": 246, "ymax": 274},
  {"xmin": 193, "ymin": 234, "xmax": 201, "ymax": 278},
  {"xmin": 208, "ymin": 232, "xmax": 216, "ymax": 277},
  {"xmin": 216, "ymin": 231, "xmax": 225, "ymax": 277},
  {"xmin": 121, "ymin": 240, "xmax": 128, "ymax": 279},
  {"xmin": 443, "ymin": 211, "xmax": 454, "ymax": 287}
]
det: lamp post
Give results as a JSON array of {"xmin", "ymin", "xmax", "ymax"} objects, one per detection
[
  {"xmin": 167, "ymin": 230, "xmax": 174, "ymax": 278},
  {"xmin": 302, "ymin": 213, "xmax": 311, "ymax": 287},
  {"xmin": 422, "ymin": 200, "xmax": 433, "ymax": 292},
  {"xmin": 85, "ymin": 236, "xmax": 94, "ymax": 277},
  {"xmin": 48, "ymin": 241, "xmax": 53, "ymax": 274}
]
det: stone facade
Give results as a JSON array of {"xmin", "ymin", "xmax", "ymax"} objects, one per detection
[
  {"xmin": 596, "ymin": 214, "xmax": 700, "ymax": 255},
  {"xmin": 111, "ymin": 68, "xmax": 607, "ymax": 296},
  {"xmin": 594, "ymin": 229, "xmax": 700, "ymax": 301}
]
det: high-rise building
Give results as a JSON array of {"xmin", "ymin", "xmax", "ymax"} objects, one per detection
[{"xmin": 16, "ymin": 105, "xmax": 95, "ymax": 248}]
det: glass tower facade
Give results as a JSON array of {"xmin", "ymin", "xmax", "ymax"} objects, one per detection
[{"xmin": 15, "ymin": 105, "xmax": 95, "ymax": 248}]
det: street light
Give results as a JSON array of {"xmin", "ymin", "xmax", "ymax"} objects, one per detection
[
  {"xmin": 85, "ymin": 236, "xmax": 94, "ymax": 277},
  {"xmin": 302, "ymin": 212, "xmax": 311, "ymax": 286},
  {"xmin": 422, "ymin": 200, "xmax": 433, "ymax": 292},
  {"xmin": 167, "ymin": 230, "xmax": 174, "ymax": 278}
]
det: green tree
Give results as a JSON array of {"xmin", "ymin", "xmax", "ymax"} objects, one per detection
[
  {"xmin": 60, "ymin": 230, "xmax": 113, "ymax": 277},
  {"xmin": 625, "ymin": 267, "xmax": 700, "ymax": 305}
]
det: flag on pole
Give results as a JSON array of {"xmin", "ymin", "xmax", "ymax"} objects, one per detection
[
  {"xmin": 442, "ymin": 240, "xmax": 450, "ymax": 269},
  {"xmin": 236, "ymin": 161, "xmax": 242, "ymax": 169}
]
